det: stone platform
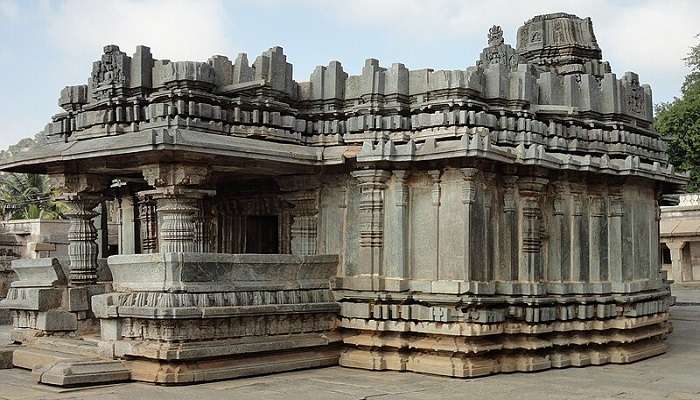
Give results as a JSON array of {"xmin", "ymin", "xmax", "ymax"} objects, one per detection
[
  {"xmin": 0, "ymin": 306, "xmax": 697, "ymax": 399},
  {"xmin": 92, "ymin": 253, "xmax": 341, "ymax": 384}
]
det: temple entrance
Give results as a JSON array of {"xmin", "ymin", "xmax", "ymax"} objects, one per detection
[{"xmin": 244, "ymin": 215, "xmax": 279, "ymax": 254}]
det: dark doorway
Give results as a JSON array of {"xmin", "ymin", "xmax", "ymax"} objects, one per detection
[{"xmin": 245, "ymin": 215, "xmax": 279, "ymax": 254}]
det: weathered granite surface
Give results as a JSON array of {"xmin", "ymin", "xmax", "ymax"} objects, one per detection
[
  {"xmin": 0, "ymin": 12, "xmax": 688, "ymax": 384},
  {"xmin": 92, "ymin": 253, "xmax": 340, "ymax": 384},
  {"xmin": 0, "ymin": 258, "xmax": 107, "ymax": 342}
]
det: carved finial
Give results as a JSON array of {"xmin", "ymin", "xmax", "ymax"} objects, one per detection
[
  {"xmin": 488, "ymin": 25, "xmax": 504, "ymax": 47},
  {"xmin": 103, "ymin": 44, "xmax": 120, "ymax": 54}
]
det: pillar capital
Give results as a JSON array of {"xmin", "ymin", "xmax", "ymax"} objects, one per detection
[
  {"xmin": 351, "ymin": 169, "xmax": 391, "ymax": 187},
  {"xmin": 49, "ymin": 173, "xmax": 110, "ymax": 195},
  {"xmin": 141, "ymin": 163, "xmax": 210, "ymax": 188},
  {"xmin": 517, "ymin": 177, "xmax": 549, "ymax": 196}
]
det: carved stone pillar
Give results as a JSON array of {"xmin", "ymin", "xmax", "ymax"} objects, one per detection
[
  {"xmin": 137, "ymin": 193, "xmax": 158, "ymax": 253},
  {"xmin": 140, "ymin": 164, "xmax": 214, "ymax": 254},
  {"xmin": 51, "ymin": 173, "xmax": 110, "ymax": 287},
  {"xmin": 290, "ymin": 214, "xmax": 318, "ymax": 255},
  {"xmin": 351, "ymin": 169, "xmax": 391, "ymax": 276},
  {"xmin": 63, "ymin": 193, "xmax": 104, "ymax": 286},
  {"xmin": 518, "ymin": 177, "xmax": 548, "ymax": 282},
  {"xmin": 117, "ymin": 191, "xmax": 138, "ymax": 255},
  {"xmin": 153, "ymin": 192, "xmax": 199, "ymax": 253},
  {"xmin": 666, "ymin": 240, "xmax": 688, "ymax": 283},
  {"xmin": 277, "ymin": 177, "xmax": 321, "ymax": 256}
]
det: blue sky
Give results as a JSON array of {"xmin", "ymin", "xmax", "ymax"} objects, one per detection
[{"xmin": 0, "ymin": 0, "xmax": 698, "ymax": 150}]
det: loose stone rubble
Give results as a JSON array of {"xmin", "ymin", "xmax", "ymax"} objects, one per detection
[{"xmin": 0, "ymin": 12, "xmax": 688, "ymax": 384}]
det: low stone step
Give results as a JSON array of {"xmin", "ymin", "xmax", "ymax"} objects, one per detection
[
  {"xmin": 33, "ymin": 360, "xmax": 131, "ymax": 386},
  {"xmin": 12, "ymin": 346, "xmax": 99, "ymax": 370},
  {"xmin": 31, "ymin": 337, "xmax": 99, "ymax": 357}
]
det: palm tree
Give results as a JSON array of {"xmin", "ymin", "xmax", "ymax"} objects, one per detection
[{"xmin": 0, "ymin": 173, "xmax": 65, "ymax": 220}]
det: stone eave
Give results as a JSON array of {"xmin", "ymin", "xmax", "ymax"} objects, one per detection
[
  {"xmin": 0, "ymin": 129, "xmax": 350, "ymax": 174},
  {"xmin": 355, "ymin": 134, "xmax": 689, "ymax": 185}
]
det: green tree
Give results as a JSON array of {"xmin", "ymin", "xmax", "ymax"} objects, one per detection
[
  {"xmin": 0, "ymin": 173, "xmax": 65, "ymax": 220},
  {"xmin": 655, "ymin": 36, "xmax": 700, "ymax": 192}
]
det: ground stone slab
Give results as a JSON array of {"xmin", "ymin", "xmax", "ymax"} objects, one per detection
[
  {"xmin": 0, "ymin": 344, "xmax": 18, "ymax": 369},
  {"xmin": 33, "ymin": 360, "xmax": 130, "ymax": 386}
]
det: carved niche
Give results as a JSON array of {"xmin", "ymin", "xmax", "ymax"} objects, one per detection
[{"xmin": 89, "ymin": 45, "xmax": 130, "ymax": 101}]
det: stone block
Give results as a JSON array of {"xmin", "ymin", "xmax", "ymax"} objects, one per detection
[
  {"xmin": 28, "ymin": 242, "xmax": 56, "ymax": 253},
  {"xmin": 0, "ymin": 287, "xmax": 64, "ymax": 311},
  {"xmin": 100, "ymin": 319, "xmax": 120, "ymax": 341},
  {"xmin": 33, "ymin": 360, "xmax": 130, "ymax": 386},
  {"xmin": 0, "ymin": 345, "xmax": 18, "ymax": 369},
  {"xmin": 13, "ymin": 347, "xmax": 88, "ymax": 370},
  {"xmin": 107, "ymin": 253, "xmax": 338, "ymax": 292},
  {"xmin": 36, "ymin": 310, "xmax": 77, "ymax": 331},
  {"xmin": 10, "ymin": 258, "xmax": 66, "ymax": 288},
  {"xmin": 67, "ymin": 287, "xmax": 90, "ymax": 312}
]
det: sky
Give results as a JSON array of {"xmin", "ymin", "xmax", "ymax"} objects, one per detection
[{"xmin": 0, "ymin": 0, "xmax": 698, "ymax": 150}]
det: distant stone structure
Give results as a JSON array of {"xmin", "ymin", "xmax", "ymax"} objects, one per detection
[
  {"xmin": 661, "ymin": 193, "xmax": 700, "ymax": 283},
  {"xmin": 0, "ymin": 13, "xmax": 688, "ymax": 385}
]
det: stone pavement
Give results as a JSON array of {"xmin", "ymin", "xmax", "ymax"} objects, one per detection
[{"xmin": 1, "ymin": 306, "xmax": 699, "ymax": 400}]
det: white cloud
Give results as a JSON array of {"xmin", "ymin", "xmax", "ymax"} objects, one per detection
[
  {"xmin": 0, "ymin": 0, "xmax": 18, "ymax": 19},
  {"xmin": 42, "ymin": 0, "xmax": 234, "ymax": 62}
]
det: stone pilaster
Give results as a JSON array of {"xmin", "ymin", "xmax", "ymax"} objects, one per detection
[
  {"xmin": 351, "ymin": 169, "xmax": 391, "ymax": 276},
  {"xmin": 569, "ymin": 182, "xmax": 586, "ymax": 282},
  {"xmin": 549, "ymin": 182, "xmax": 567, "ymax": 282},
  {"xmin": 500, "ymin": 175, "xmax": 518, "ymax": 281},
  {"xmin": 650, "ymin": 193, "xmax": 662, "ymax": 280},
  {"xmin": 518, "ymin": 177, "xmax": 548, "ymax": 282},
  {"xmin": 588, "ymin": 189, "xmax": 606, "ymax": 282},
  {"xmin": 482, "ymin": 172, "xmax": 496, "ymax": 281},
  {"xmin": 608, "ymin": 187, "xmax": 624, "ymax": 283},
  {"xmin": 460, "ymin": 169, "xmax": 479, "ymax": 281},
  {"xmin": 429, "ymin": 170, "xmax": 442, "ymax": 279},
  {"xmin": 384, "ymin": 170, "xmax": 409, "ymax": 278}
]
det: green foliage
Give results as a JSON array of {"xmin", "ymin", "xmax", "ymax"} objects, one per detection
[
  {"xmin": 0, "ymin": 173, "xmax": 65, "ymax": 220},
  {"xmin": 655, "ymin": 36, "xmax": 700, "ymax": 192}
]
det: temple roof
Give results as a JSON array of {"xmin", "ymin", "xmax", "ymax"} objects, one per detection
[{"xmin": 0, "ymin": 12, "xmax": 687, "ymax": 188}]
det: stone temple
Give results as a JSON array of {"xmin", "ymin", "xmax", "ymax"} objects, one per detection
[{"xmin": 0, "ymin": 13, "xmax": 689, "ymax": 385}]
